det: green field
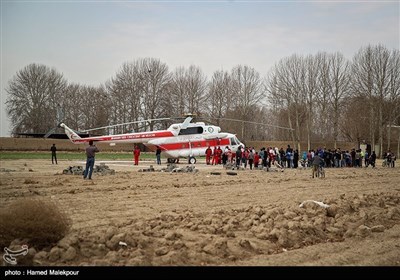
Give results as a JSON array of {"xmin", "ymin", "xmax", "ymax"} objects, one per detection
[{"xmin": 0, "ymin": 151, "xmax": 157, "ymax": 160}]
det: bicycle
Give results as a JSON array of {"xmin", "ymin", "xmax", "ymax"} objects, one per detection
[
  {"xmin": 312, "ymin": 164, "xmax": 325, "ymax": 178},
  {"xmin": 382, "ymin": 158, "xmax": 391, "ymax": 167},
  {"xmin": 317, "ymin": 165, "xmax": 325, "ymax": 178}
]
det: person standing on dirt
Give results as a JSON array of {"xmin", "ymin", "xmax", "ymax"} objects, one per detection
[
  {"xmin": 205, "ymin": 146, "xmax": 212, "ymax": 165},
  {"xmin": 133, "ymin": 145, "xmax": 141, "ymax": 165},
  {"xmin": 369, "ymin": 151, "xmax": 376, "ymax": 168},
  {"xmin": 156, "ymin": 146, "xmax": 162, "ymax": 165},
  {"xmin": 364, "ymin": 150, "xmax": 369, "ymax": 167},
  {"xmin": 293, "ymin": 149, "xmax": 299, "ymax": 168},
  {"xmin": 83, "ymin": 140, "xmax": 99, "ymax": 180},
  {"xmin": 235, "ymin": 146, "xmax": 242, "ymax": 168},
  {"xmin": 311, "ymin": 154, "xmax": 323, "ymax": 178},
  {"xmin": 51, "ymin": 143, "xmax": 57, "ymax": 164},
  {"xmin": 248, "ymin": 149, "xmax": 254, "ymax": 170}
]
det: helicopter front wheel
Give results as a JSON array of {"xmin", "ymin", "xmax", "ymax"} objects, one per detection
[{"xmin": 188, "ymin": 157, "xmax": 196, "ymax": 164}]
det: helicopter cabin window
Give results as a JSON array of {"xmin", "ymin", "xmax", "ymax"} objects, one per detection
[
  {"xmin": 230, "ymin": 137, "xmax": 238, "ymax": 145},
  {"xmin": 178, "ymin": 127, "xmax": 203, "ymax": 135}
]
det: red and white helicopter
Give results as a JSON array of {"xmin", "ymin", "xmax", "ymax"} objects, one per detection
[{"xmin": 60, "ymin": 115, "xmax": 244, "ymax": 164}]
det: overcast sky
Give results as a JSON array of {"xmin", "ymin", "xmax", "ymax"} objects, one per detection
[{"xmin": 1, "ymin": 0, "xmax": 399, "ymax": 136}]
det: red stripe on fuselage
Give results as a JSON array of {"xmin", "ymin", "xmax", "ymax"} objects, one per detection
[
  {"xmin": 158, "ymin": 138, "xmax": 230, "ymax": 151},
  {"xmin": 72, "ymin": 130, "xmax": 174, "ymax": 143}
]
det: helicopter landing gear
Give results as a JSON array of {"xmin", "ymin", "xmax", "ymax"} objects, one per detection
[{"xmin": 188, "ymin": 157, "xmax": 196, "ymax": 164}]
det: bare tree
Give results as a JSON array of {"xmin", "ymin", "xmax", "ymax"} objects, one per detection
[
  {"xmin": 185, "ymin": 65, "xmax": 207, "ymax": 115},
  {"xmin": 62, "ymin": 83, "xmax": 84, "ymax": 130},
  {"xmin": 139, "ymin": 58, "xmax": 171, "ymax": 131},
  {"xmin": 267, "ymin": 56, "xmax": 306, "ymax": 150},
  {"xmin": 6, "ymin": 63, "xmax": 67, "ymax": 134},
  {"xmin": 205, "ymin": 70, "xmax": 232, "ymax": 125},
  {"xmin": 79, "ymin": 85, "xmax": 110, "ymax": 134},
  {"xmin": 268, "ymin": 53, "xmax": 351, "ymax": 151},
  {"xmin": 386, "ymin": 49, "xmax": 400, "ymax": 151},
  {"xmin": 315, "ymin": 53, "xmax": 331, "ymax": 142},
  {"xmin": 352, "ymin": 44, "xmax": 392, "ymax": 156},
  {"xmin": 169, "ymin": 67, "xmax": 186, "ymax": 117},
  {"xmin": 302, "ymin": 54, "xmax": 319, "ymax": 151},
  {"xmin": 106, "ymin": 61, "xmax": 143, "ymax": 134},
  {"xmin": 328, "ymin": 52, "xmax": 350, "ymax": 149},
  {"xmin": 351, "ymin": 45, "xmax": 378, "ymax": 152},
  {"xmin": 373, "ymin": 45, "xmax": 391, "ymax": 157},
  {"xmin": 230, "ymin": 65, "xmax": 264, "ymax": 141},
  {"xmin": 339, "ymin": 96, "xmax": 366, "ymax": 146},
  {"xmin": 169, "ymin": 65, "xmax": 207, "ymax": 117}
]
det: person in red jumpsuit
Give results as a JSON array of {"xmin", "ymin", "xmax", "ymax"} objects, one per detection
[
  {"xmin": 133, "ymin": 145, "xmax": 141, "ymax": 165},
  {"xmin": 205, "ymin": 146, "xmax": 212, "ymax": 165},
  {"xmin": 216, "ymin": 146, "xmax": 223, "ymax": 165},
  {"xmin": 211, "ymin": 146, "xmax": 217, "ymax": 165},
  {"xmin": 254, "ymin": 152, "xmax": 260, "ymax": 168}
]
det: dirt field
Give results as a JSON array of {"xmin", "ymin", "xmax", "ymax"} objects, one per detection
[{"xmin": 0, "ymin": 158, "xmax": 399, "ymax": 266}]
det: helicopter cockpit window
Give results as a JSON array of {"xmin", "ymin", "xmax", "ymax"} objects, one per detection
[
  {"xmin": 231, "ymin": 136, "xmax": 241, "ymax": 146},
  {"xmin": 179, "ymin": 127, "xmax": 204, "ymax": 135},
  {"xmin": 235, "ymin": 137, "xmax": 241, "ymax": 145}
]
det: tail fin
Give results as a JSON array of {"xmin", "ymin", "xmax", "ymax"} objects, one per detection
[{"xmin": 59, "ymin": 123, "xmax": 81, "ymax": 143}]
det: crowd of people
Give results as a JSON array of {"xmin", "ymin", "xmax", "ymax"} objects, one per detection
[
  {"xmin": 205, "ymin": 145, "xmax": 296, "ymax": 169},
  {"xmin": 203, "ymin": 145, "xmax": 397, "ymax": 170},
  {"xmin": 51, "ymin": 143, "xmax": 396, "ymax": 174}
]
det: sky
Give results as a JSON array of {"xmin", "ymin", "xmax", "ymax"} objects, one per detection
[{"xmin": 1, "ymin": 0, "xmax": 399, "ymax": 136}]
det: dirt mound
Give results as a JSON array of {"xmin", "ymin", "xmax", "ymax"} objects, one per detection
[{"xmin": 12, "ymin": 192, "xmax": 399, "ymax": 266}]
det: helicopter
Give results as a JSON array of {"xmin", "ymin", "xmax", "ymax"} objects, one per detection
[{"xmin": 60, "ymin": 115, "xmax": 244, "ymax": 164}]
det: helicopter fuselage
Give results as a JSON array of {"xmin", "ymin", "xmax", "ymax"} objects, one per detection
[{"xmin": 60, "ymin": 118, "xmax": 243, "ymax": 163}]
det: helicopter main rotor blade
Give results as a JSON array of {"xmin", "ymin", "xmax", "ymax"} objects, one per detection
[
  {"xmin": 82, "ymin": 117, "xmax": 171, "ymax": 133},
  {"xmin": 43, "ymin": 127, "xmax": 57, "ymax": 138},
  {"xmin": 208, "ymin": 117, "xmax": 294, "ymax": 131}
]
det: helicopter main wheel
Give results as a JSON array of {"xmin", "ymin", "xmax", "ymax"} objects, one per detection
[{"xmin": 188, "ymin": 157, "xmax": 196, "ymax": 164}]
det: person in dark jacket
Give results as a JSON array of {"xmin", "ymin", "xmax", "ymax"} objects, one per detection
[
  {"xmin": 293, "ymin": 149, "xmax": 299, "ymax": 168},
  {"xmin": 156, "ymin": 146, "xmax": 162, "ymax": 165},
  {"xmin": 51, "ymin": 144, "xmax": 57, "ymax": 164},
  {"xmin": 369, "ymin": 151, "xmax": 376, "ymax": 168},
  {"xmin": 83, "ymin": 140, "xmax": 99, "ymax": 180}
]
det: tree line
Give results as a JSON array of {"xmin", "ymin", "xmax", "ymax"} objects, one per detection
[{"xmin": 6, "ymin": 44, "xmax": 400, "ymax": 157}]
